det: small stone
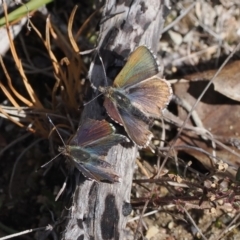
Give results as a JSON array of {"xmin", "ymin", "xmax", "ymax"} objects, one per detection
[
  {"xmin": 145, "ymin": 226, "xmax": 159, "ymax": 239},
  {"xmin": 168, "ymin": 30, "xmax": 183, "ymax": 45},
  {"xmin": 168, "ymin": 221, "xmax": 174, "ymax": 229}
]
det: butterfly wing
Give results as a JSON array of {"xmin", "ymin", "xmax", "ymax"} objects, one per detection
[
  {"xmin": 103, "ymin": 89, "xmax": 153, "ymax": 147},
  {"xmin": 128, "ymin": 76, "xmax": 172, "ymax": 118},
  {"xmin": 103, "ymin": 98, "xmax": 123, "ymax": 125},
  {"xmin": 113, "ymin": 46, "xmax": 159, "ymax": 88},
  {"xmin": 117, "ymin": 108, "xmax": 153, "ymax": 148},
  {"xmin": 85, "ymin": 134, "xmax": 128, "ymax": 158},
  {"xmin": 70, "ymin": 119, "xmax": 115, "ymax": 147},
  {"xmin": 73, "ymin": 157, "xmax": 120, "ymax": 183}
]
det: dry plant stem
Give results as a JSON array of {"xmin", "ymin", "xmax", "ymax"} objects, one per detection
[
  {"xmin": 19, "ymin": 34, "xmax": 34, "ymax": 68},
  {"xmin": 136, "ymin": 159, "xmax": 150, "ymax": 178},
  {"xmin": 29, "ymin": 19, "xmax": 62, "ymax": 109},
  {"xmin": 193, "ymin": 1, "xmax": 221, "ymax": 41},
  {"xmin": 128, "ymin": 210, "xmax": 159, "ymax": 223},
  {"xmin": 160, "ymin": 115, "xmax": 166, "ymax": 149},
  {"xmin": 172, "ymin": 95, "xmax": 204, "ymax": 129},
  {"xmin": 68, "ymin": 6, "xmax": 79, "ymax": 52},
  {"xmin": 55, "ymin": 176, "xmax": 68, "ymax": 201},
  {"xmin": 75, "ymin": 8, "xmax": 99, "ymax": 40},
  {"xmin": 22, "ymin": 65, "xmax": 53, "ymax": 75},
  {"xmin": 2, "ymin": 2, "xmax": 42, "ymax": 108},
  {"xmin": 0, "ymin": 105, "xmax": 25, "ymax": 128},
  {"xmin": 0, "ymin": 225, "xmax": 53, "ymax": 240},
  {"xmin": 164, "ymin": 145, "xmax": 218, "ymax": 162},
  {"xmin": 156, "ymin": 117, "xmax": 167, "ymax": 172},
  {"xmin": 182, "ymin": 207, "xmax": 207, "ymax": 240},
  {"xmin": 161, "ymin": 2, "xmax": 196, "ymax": 34},
  {"xmin": 216, "ymin": 212, "xmax": 240, "ymax": 240},
  {"xmin": 0, "ymin": 56, "xmax": 30, "ymax": 108},
  {"xmin": 183, "ymin": 161, "xmax": 192, "ymax": 178},
  {"xmin": 172, "ymin": 95, "xmax": 217, "ymax": 157},
  {"xmin": 172, "ymin": 45, "xmax": 218, "ymax": 65},
  {"xmin": 172, "ymin": 147, "xmax": 180, "ymax": 174},
  {"xmin": 134, "ymin": 200, "xmax": 150, "ymax": 240},
  {"xmin": 61, "ymin": 1, "xmax": 167, "ymax": 239}
]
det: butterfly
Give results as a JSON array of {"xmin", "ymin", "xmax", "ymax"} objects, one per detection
[
  {"xmin": 98, "ymin": 46, "xmax": 172, "ymax": 148},
  {"xmin": 58, "ymin": 119, "xmax": 128, "ymax": 183}
]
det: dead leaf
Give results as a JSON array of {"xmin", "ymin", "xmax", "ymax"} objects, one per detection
[
  {"xmin": 185, "ymin": 60, "xmax": 240, "ymax": 102},
  {"xmin": 173, "ymin": 80, "xmax": 240, "ymax": 179}
]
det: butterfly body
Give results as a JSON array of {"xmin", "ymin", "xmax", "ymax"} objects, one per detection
[
  {"xmin": 99, "ymin": 46, "xmax": 172, "ymax": 148},
  {"xmin": 99, "ymin": 86, "xmax": 151, "ymax": 125},
  {"xmin": 60, "ymin": 119, "xmax": 128, "ymax": 182},
  {"xmin": 59, "ymin": 145, "xmax": 91, "ymax": 163}
]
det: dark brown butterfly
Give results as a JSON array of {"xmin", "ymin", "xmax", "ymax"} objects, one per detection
[
  {"xmin": 43, "ymin": 118, "xmax": 128, "ymax": 183},
  {"xmin": 99, "ymin": 46, "xmax": 172, "ymax": 148}
]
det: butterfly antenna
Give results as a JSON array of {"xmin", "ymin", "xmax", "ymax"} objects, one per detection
[
  {"xmin": 47, "ymin": 115, "xmax": 66, "ymax": 148},
  {"xmin": 97, "ymin": 50, "xmax": 108, "ymax": 86},
  {"xmin": 41, "ymin": 151, "xmax": 63, "ymax": 168},
  {"xmin": 83, "ymin": 92, "xmax": 103, "ymax": 106}
]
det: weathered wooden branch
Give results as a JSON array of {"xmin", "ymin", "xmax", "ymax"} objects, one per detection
[{"xmin": 61, "ymin": 0, "xmax": 169, "ymax": 239}]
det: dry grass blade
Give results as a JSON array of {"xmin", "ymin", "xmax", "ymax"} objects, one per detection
[
  {"xmin": 0, "ymin": 105, "xmax": 25, "ymax": 128},
  {"xmin": 0, "ymin": 8, "xmax": 88, "ymax": 137},
  {"xmin": 0, "ymin": 80, "xmax": 19, "ymax": 108},
  {"xmin": 68, "ymin": 5, "xmax": 79, "ymax": 52},
  {"xmin": 1, "ymin": 2, "xmax": 88, "ymax": 134},
  {"xmin": 2, "ymin": 2, "xmax": 42, "ymax": 108},
  {"xmin": 0, "ymin": 53, "xmax": 32, "ymax": 107},
  {"xmin": 29, "ymin": 18, "xmax": 62, "ymax": 109},
  {"xmin": 30, "ymin": 17, "xmax": 86, "ymax": 111},
  {"xmin": 75, "ymin": 8, "xmax": 99, "ymax": 43}
]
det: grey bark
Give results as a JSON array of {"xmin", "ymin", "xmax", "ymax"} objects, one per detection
[{"xmin": 61, "ymin": 0, "xmax": 169, "ymax": 239}]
